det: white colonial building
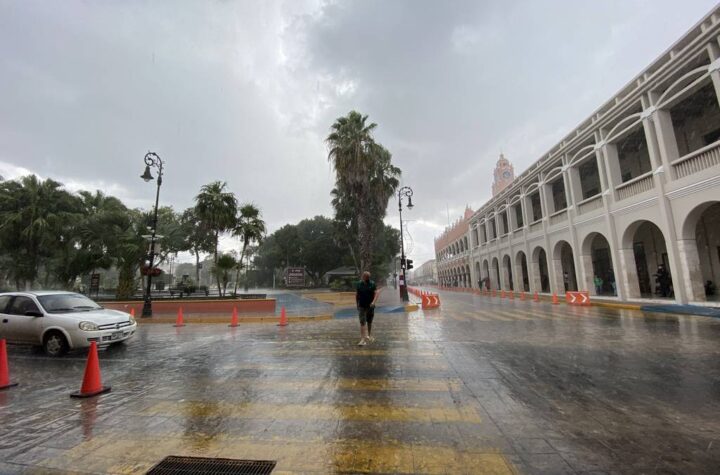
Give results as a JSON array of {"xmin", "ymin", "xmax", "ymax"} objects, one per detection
[{"xmin": 437, "ymin": 7, "xmax": 720, "ymax": 305}]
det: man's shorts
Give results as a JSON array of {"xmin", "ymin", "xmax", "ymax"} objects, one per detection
[{"xmin": 358, "ymin": 306, "xmax": 374, "ymax": 325}]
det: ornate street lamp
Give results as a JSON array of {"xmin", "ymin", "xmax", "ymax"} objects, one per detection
[
  {"xmin": 140, "ymin": 152, "xmax": 164, "ymax": 317},
  {"xmin": 398, "ymin": 186, "xmax": 414, "ymax": 302}
]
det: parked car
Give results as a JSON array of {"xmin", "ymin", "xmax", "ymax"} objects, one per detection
[{"xmin": 0, "ymin": 291, "xmax": 137, "ymax": 356}]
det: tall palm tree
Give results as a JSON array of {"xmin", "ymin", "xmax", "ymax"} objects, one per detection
[
  {"xmin": 232, "ymin": 203, "xmax": 266, "ymax": 295},
  {"xmin": 327, "ymin": 111, "xmax": 401, "ymax": 273},
  {"xmin": 194, "ymin": 181, "xmax": 238, "ymax": 296},
  {"xmin": 326, "ymin": 111, "xmax": 379, "ymax": 272},
  {"xmin": 180, "ymin": 207, "xmax": 214, "ymax": 284}
]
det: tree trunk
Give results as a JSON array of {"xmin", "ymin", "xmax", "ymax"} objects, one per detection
[
  {"xmin": 194, "ymin": 249, "xmax": 200, "ymax": 284},
  {"xmin": 357, "ymin": 212, "xmax": 373, "ymax": 273},
  {"xmin": 233, "ymin": 240, "xmax": 247, "ymax": 297},
  {"xmin": 214, "ymin": 231, "xmax": 222, "ymax": 297}
]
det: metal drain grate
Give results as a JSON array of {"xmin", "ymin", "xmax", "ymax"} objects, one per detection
[{"xmin": 147, "ymin": 456, "xmax": 276, "ymax": 475}]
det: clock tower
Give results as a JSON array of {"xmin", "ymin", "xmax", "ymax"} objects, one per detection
[{"xmin": 492, "ymin": 153, "xmax": 515, "ymax": 196}]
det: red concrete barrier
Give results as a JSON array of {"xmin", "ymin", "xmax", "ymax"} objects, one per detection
[{"xmin": 103, "ymin": 298, "xmax": 276, "ymax": 316}]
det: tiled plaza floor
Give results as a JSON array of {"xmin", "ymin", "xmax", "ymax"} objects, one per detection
[{"xmin": 1, "ymin": 289, "xmax": 720, "ymax": 474}]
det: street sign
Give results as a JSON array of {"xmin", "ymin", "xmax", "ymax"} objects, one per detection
[
  {"xmin": 286, "ymin": 267, "xmax": 305, "ymax": 288},
  {"xmin": 565, "ymin": 291, "xmax": 590, "ymax": 306}
]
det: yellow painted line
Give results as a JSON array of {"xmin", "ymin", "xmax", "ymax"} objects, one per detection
[
  {"xmin": 62, "ymin": 437, "xmax": 516, "ymax": 474},
  {"xmin": 141, "ymin": 400, "xmax": 483, "ymax": 424},
  {"xmin": 219, "ymin": 360, "xmax": 449, "ymax": 370},
  {"xmin": 405, "ymin": 303, "xmax": 420, "ymax": 312},
  {"xmin": 184, "ymin": 378, "xmax": 463, "ymax": 392}
]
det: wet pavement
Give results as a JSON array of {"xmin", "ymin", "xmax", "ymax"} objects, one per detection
[{"xmin": 2, "ymin": 289, "xmax": 720, "ymax": 474}]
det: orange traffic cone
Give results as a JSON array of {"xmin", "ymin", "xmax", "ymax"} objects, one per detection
[
  {"xmin": 533, "ymin": 291, "xmax": 539, "ymax": 302},
  {"xmin": 520, "ymin": 291, "xmax": 526, "ymax": 300},
  {"xmin": 552, "ymin": 293, "xmax": 559, "ymax": 304},
  {"xmin": 500, "ymin": 290, "xmax": 506, "ymax": 299},
  {"xmin": 174, "ymin": 307, "xmax": 186, "ymax": 327},
  {"xmin": 229, "ymin": 306, "xmax": 239, "ymax": 327},
  {"xmin": 70, "ymin": 342, "xmax": 111, "ymax": 398},
  {"xmin": 492, "ymin": 289, "xmax": 497, "ymax": 297},
  {"xmin": 0, "ymin": 339, "xmax": 18, "ymax": 390},
  {"xmin": 509, "ymin": 291, "xmax": 514, "ymax": 300},
  {"xmin": 129, "ymin": 308, "xmax": 135, "ymax": 318},
  {"xmin": 278, "ymin": 306, "xmax": 288, "ymax": 327}
]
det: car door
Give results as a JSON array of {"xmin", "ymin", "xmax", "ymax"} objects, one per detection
[
  {"xmin": 3, "ymin": 296, "xmax": 44, "ymax": 343},
  {"xmin": 0, "ymin": 295, "xmax": 14, "ymax": 340}
]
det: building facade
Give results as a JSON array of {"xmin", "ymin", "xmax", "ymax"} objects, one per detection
[
  {"xmin": 434, "ymin": 207, "xmax": 475, "ymax": 288},
  {"xmin": 439, "ymin": 7, "xmax": 720, "ymax": 304},
  {"xmin": 408, "ymin": 259, "xmax": 438, "ymax": 285}
]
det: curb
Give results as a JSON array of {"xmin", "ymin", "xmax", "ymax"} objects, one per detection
[{"xmin": 136, "ymin": 314, "xmax": 333, "ymax": 324}]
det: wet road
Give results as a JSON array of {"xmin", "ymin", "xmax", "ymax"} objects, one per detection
[{"xmin": 1, "ymin": 290, "xmax": 720, "ymax": 474}]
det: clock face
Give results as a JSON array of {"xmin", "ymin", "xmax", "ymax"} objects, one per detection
[{"xmin": 503, "ymin": 170, "xmax": 511, "ymax": 179}]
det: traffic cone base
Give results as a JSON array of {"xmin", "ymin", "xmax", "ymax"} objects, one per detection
[
  {"xmin": 70, "ymin": 342, "xmax": 111, "ymax": 398},
  {"xmin": 174, "ymin": 307, "xmax": 186, "ymax": 327},
  {"xmin": 278, "ymin": 306, "xmax": 288, "ymax": 327},
  {"xmin": 229, "ymin": 306, "xmax": 239, "ymax": 327},
  {"xmin": 0, "ymin": 339, "xmax": 18, "ymax": 390}
]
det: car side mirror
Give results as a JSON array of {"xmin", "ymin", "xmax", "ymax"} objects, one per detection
[{"xmin": 25, "ymin": 311, "xmax": 43, "ymax": 317}]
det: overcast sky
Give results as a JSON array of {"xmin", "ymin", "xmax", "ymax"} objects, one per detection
[{"xmin": 1, "ymin": 0, "xmax": 717, "ymax": 264}]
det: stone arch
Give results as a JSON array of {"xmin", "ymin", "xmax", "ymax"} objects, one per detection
[
  {"xmin": 515, "ymin": 250, "xmax": 530, "ymax": 292},
  {"xmin": 502, "ymin": 254, "xmax": 513, "ymax": 291},
  {"xmin": 465, "ymin": 264, "xmax": 471, "ymax": 288},
  {"xmin": 581, "ymin": 232, "xmax": 616, "ymax": 296},
  {"xmin": 620, "ymin": 220, "xmax": 672, "ymax": 299},
  {"xmin": 678, "ymin": 201, "xmax": 720, "ymax": 302},
  {"xmin": 552, "ymin": 240, "xmax": 578, "ymax": 292},
  {"xmin": 474, "ymin": 261, "xmax": 481, "ymax": 288},
  {"xmin": 491, "ymin": 257, "xmax": 500, "ymax": 290},
  {"xmin": 532, "ymin": 246, "xmax": 551, "ymax": 293},
  {"xmin": 482, "ymin": 259, "xmax": 490, "ymax": 289}
]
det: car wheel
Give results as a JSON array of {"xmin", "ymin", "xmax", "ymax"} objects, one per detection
[{"xmin": 43, "ymin": 331, "xmax": 69, "ymax": 357}]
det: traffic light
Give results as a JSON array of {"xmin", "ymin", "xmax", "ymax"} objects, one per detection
[{"xmin": 406, "ymin": 259, "xmax": 413, "ymax": 270}]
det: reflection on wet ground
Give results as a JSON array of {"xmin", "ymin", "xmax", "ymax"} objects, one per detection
[{"xmin": 1, "ymin": 289, "xmax": 720, "ymax": 473}]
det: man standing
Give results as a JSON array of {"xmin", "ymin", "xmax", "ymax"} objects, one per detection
[{"xmin": 356, "ymin": 271, "xmax": 379, "ymax": 346}]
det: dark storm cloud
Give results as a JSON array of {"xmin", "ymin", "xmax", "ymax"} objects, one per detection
[{"xmin": 1, "ymin": 0, "xmax": 717, "ymax": 263}]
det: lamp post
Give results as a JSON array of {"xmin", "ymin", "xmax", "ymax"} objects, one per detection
[
  {"xmin": 140, "ymin": 152, "xmax": 164, "ymax": 317},
  {"xmin": 397, "ymin": 186, "xmax": 414, "ymax": 302}
]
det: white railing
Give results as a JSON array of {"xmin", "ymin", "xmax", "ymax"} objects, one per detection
[
  {"xmin": 528, "ymin": 220, "xmax": 543, "ymax": 234},
  {"xmin": 616, "ymin": 171, "xmax": 654, "ymax": 200},
  {"xmin": 577, "ymin": 194, "xmax": 603, "ymax": 214},
  {"xmin": 672, "ymin": 140, "xmax": 720, "ymax": 179},
  {"xmin": 549, "ymin": 210, "xmax": 568, "ymax": 226}
]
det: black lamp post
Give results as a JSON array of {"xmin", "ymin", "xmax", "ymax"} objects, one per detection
[
  {"xmin": 140, "ymin": 152, "xmax": 164, "ymax": 317},
  {"xmin": 397, "ymin": 186, "xmax": 414, "ymax": 302}
]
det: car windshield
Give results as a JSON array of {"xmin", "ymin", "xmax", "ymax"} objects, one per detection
[{"xmin": 37, "ymin": 294, "xmax": 103, "ymax": 313}]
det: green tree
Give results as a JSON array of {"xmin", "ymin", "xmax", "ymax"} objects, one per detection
[
  {"xmin": 194, "ymin": 181, "xmax": 238, "ymax": 296},
  {"xmin": 327, "ymin": 112, "xmax": 401, "ymax": 273},
  {"xmin": 213, "ymin": 253, "xmax": 237, "ymax": 297},
  {"xmin": 232, "ymin": 203, "xmax": 266, "ymax": 295},
  {"xmin": 0, "ymin": 175, "xmax": 81, "ymax": 289},
  {"xmin": 180, "ymin": 207, "xmax": 214, "ymax": 284},
  {"xmin": 327, "ymin": 111, "xmax": 378, "ymax": 272}
]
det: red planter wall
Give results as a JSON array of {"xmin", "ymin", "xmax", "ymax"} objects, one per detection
[{"xmin": 102, "ymin": 299, "xmax": 276, "ymax": 316}]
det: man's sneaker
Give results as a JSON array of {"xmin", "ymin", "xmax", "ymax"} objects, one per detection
[
  {"xmin": 357, "ymin": 338, "xmax": 368, "ymax": 346},
  {"xmin": 367, "ymin": 335, "xmax": 376, "ymax": 343}
]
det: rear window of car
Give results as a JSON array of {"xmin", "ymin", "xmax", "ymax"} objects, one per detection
[{"xmin": 0, "ymin": 295, "xmax": 11, "ymax": 313}]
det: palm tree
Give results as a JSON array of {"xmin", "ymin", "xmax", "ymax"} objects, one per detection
[
  {"xmin": 213, "ymin": 253, "xmax": 238, "ymax": 297},
  {"xmin": 327, "ymin": 111, "xmax": 401, "ymax": 273},
  {"xmin": 194, "ymin": 181, "xmax": 238, "ymax": 296},
  {"xmin": 0, "ymin": 175, "xmax": 79, "ymax": 289},
  {"xmin": 327, "ymin": 111, "xmax": 379, "ymax": 272},
  {"xmin": 232, "ymin": 203, "xmax": 266, "ymax": 295}
]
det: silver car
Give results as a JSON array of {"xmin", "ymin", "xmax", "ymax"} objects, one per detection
[{"xmin": 0, "ymin": 291, "xmax": 137, "ymax": 356}]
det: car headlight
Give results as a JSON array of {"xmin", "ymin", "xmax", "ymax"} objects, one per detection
[
  {"xmin": 79, "ymin": 321, "xmax": 99, "ymax": 331},
  {"xmin": 129, "ymin": 316, "xmax": 136, "ymax": 325}
]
